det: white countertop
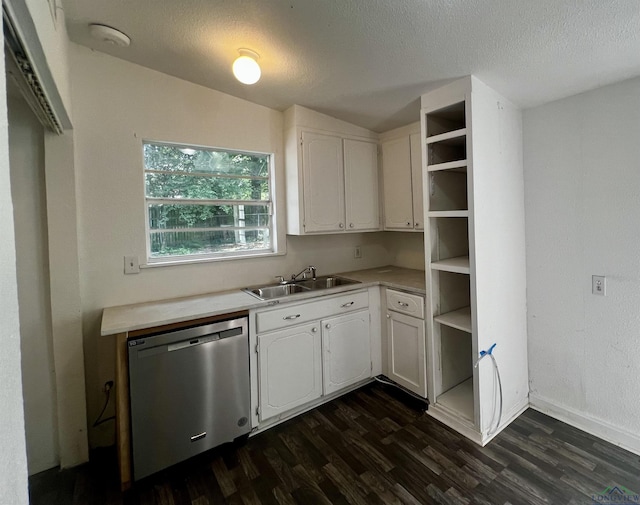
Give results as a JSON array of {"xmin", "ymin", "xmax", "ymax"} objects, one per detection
[
  {"xmin": 337, "ymin": 265, "xmax": 426, "ymax": 293},
  {"xmin": 101, "ymin": 265, "xmax": 425, "ymax": 336}
]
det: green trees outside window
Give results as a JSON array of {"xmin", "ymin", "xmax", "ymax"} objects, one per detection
[{"xmin": 144, "ymin": 142, "xmax": 273, "ymax": 259}]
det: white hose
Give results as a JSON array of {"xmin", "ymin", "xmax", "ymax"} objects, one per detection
[{"xmin": 474, "ymin": 345, "xmax": 503, "ymax": 436}]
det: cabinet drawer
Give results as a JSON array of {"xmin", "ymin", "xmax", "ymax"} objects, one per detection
[
  {"xmin": 386, "ymin": 289, "xmax": 424, "ymax": 319},
  {"xmin": 256, "ymin": 290, "xmax": 369, "ymax": 334}
]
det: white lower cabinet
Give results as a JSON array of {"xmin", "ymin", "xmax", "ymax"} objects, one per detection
[
  {"xmin": 387, "ymin": 312, "xmax": 427, "ymax": 397},
  {"xmin": 322, "ymin": 310, "xmax": 371, "ymax": 395},
  {"xmin": 257, "ymin": 322, "xmax": 322, "ymax": 421},
  {"xmin": 385, "ymin": 289, "xmax": 427, "ymax": 398},
  {"xmin": 254, "ymin": 290, "xmax": 374, "ymax": 424}
]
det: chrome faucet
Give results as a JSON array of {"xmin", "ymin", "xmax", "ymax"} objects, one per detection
[{"xmin": 291, "ymin": 265, "xmax": 317, "ymax": 281}]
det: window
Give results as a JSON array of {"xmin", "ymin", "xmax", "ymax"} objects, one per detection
[{"xmin": 143, "ymin": 142, "xmax": 274, "ymax": 262}]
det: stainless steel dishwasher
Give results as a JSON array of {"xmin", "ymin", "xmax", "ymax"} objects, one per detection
[{"xmin": 128, "ymin": 316, "xmax": 251, "ymax": 481}]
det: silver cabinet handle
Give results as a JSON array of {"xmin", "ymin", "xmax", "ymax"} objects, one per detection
[
  {"xmin": 386, "ymin": 314, "xmax": 391, "ymax": 318},
  {"xmin": 339, "ymin": 223, "xmax": 344, "ymax": 228},
  {"xmin": 341, "ymin": 301, "xmax": 354, "ymax": 308},
  {"xmin": 406, "ymin": 221, "xmax": 411, "ymax": 226},
  {"xmin": 349, "ymin": 223, "xmax": 354, "ymax": 228},
  {"xmin": 190, "ymin": 432, "xmax": 207, "ymax": 442},
  {"xmin": 415, "ymin": 222, "xmax": 419, "ymax": 227},
  {"xmin": 283, "ymin": 314, "xmax": 301, "ymax": 320},
  {"xmin": 398, "ymin": 301, "xmax": 410, "ymax": 307},
  {"xmin": 325, "ymin": 324, "xmax": 331, "ymax": 329},
  {"xmin": 311, "ymin": 327, "xmax": 317, "ymax": 333}
]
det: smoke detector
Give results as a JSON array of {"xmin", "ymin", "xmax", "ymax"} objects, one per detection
[{"xmin": 89, "ymin": 24, "xmax": 131, "ymax": 47}]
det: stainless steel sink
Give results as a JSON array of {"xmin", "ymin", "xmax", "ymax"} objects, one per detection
[
  {"xmin": 296, "ymin": 276, "xmax": 360, "ymax": 290},
  {"xmin": 243, "ymin": 275, "xmax": 360, "ymax": 300},
  {"xmin": 245, "ymin": 284, "xmax": 310, "ymax": 300}
]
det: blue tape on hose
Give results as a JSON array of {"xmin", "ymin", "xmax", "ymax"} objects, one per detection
[{"xmin": 479, "ymin": 343, "xmax": 497, "ymax": 358}]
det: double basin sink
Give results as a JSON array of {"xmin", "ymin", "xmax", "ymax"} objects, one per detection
[{"xmin": 244, "ymin": 276, "xmax": 360, "ymax": 300}]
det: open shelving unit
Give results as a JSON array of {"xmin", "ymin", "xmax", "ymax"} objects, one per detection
[
  {"xmin": 437, "ymin": 378, "xmax": 474, "ymax": 422},
  {"xmin": 421, "ymin": 76, "xmax": 529, "ymax": 446},
  {"xmin": 431, "ymin": 256, "xmax": 470, "ymax": 274},
  {"xmin": 427, "ymin": 159, "xmax": 467, "ymax": 173},
  {"xmin": 434, "ymin": 306, "xmax": 472, "ymax": 333},
  {"xmin": 423, "ymin": 92, "xmax": 476, "ymax": 431}
]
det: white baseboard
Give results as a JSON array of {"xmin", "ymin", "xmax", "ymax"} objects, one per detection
[
  {"xmin": 427, "ymin": 397, "xmax": 529, "ymax": 446},
  {"xmin": 530, "ymin": 394, "xmax": 640, "ymax": 456}
]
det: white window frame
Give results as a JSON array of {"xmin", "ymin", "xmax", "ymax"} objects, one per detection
[{"xmin": 142, "ymin": 140, "xmax": 278, "ymax": 265}]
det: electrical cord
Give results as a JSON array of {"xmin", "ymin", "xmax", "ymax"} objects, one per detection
[
  {"xmin": 93, "ymin": 381, "xmax": 115, "ymax": 427},
  {"xmin": 474, "ymin": 343, "xmax": 503, "ymax": 436},
  {"xmin": 373, "ymin": 375, "xmax": 429, "ymax": 408}
]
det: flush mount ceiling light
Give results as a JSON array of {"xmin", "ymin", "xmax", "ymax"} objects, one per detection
[
  {"xmin": 89, "ymin": 24, "xmax": 131, "ymax": 47},
  {"xmin": 232, "ymin": 49, "xmax": 261, "ymax": 85}
]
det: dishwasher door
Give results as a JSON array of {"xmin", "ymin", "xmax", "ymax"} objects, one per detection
[{"xmin": 128, "ymin": 317, "xmax": 250, "ymax": 481}]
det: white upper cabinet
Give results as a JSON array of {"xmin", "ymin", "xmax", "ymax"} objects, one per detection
[
  {"xmin": 344, "ymin": 139, "xmax": 379, "ymax": 231},
  {"xmin": 381, "ymin": 136, "xmax": 413, "ymax": 230},
  {"xmin": 285, "ymin": 105, "xmax": 380, "ymax": 235},
  {"xmin": 380, "ymin": 122, "xmax": 423, "ymax": 231},
  {"xmin": 410, "ymin": 133, "xmax": 424, "ymax": 230},
  {"xmin": 302, "ymin": 132, "xmax": 345, "ymax": 233}
]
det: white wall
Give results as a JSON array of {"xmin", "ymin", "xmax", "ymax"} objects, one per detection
[
  {"xmin": 8, "ymin": 93, "xmax": 59, "ymax": 475},
  {"xmin": 44, "ymin": 130, "xmax": 88, "ymax": 468},
  {"xmin": 524, "ymin": 76, "xmax": 640, "ymax": 453},
  {"xmin": 0, "ymin": 49, "xmax": 29, "ymax": 504},
  {"xmin": 5, "ymin": 0, "xmax": 87, "ymax": 470},
  {"xmin": 384, "ymin": 232, "xmax": 425, "ymax": 271},
  {"xmin": 68, "ymin": 44, "xmax": 392, "ymax": 447}
]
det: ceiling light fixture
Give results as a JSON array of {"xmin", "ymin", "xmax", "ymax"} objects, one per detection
[
  {"xmin": 89, "ymin": 24, "xmax": 131, "ymax": 47},
  {"xmin": 232, "ymin": 49, "xmax": 261, "ymax": 85}
]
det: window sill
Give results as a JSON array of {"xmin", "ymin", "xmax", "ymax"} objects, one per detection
[{"xmin": 141, "ymin": 250, "xmax": 286, "ymax": 269}]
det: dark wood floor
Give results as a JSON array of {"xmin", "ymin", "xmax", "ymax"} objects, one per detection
[{"xmin": 30, "ymin": 384, "xmax": 640, "ymax": 505}]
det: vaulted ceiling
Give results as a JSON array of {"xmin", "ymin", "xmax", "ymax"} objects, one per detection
[{"xmin": 62, "ymin": 0, "xmax": 640, "ymax": 132}]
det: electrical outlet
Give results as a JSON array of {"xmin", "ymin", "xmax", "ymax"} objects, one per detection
[
  {"xmin": 124, "ymin": 255, "xmax": 140, "ymax": 274},
  {"xmin": 592, "ymin": 275, "xmax": 606, "ymax": 296},
  {"xmin": 354, "ymin": 246, "xmax": 362, "ymax": 259}
]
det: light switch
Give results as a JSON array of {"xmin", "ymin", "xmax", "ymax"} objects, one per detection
[
  {"xmin": 592, "ymin": 275, "xmax": 606, "ymax": 296},
  {"xmin": 124, "ymin": 255, "xmax": 140, "ymax": 274}
]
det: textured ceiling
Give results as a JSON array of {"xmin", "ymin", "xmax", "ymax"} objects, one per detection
[{"xmin": 62, "ymin": 0, "xmax": 640, "ymax": 132}]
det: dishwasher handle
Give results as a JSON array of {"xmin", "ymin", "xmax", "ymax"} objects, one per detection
[
  {"xmin": 167, "ymin": 334, "xmax": 219, "ymax": 352},
  {"xmin": 166, "ymin": 325, "xmax": 244, "ymax": 352}
]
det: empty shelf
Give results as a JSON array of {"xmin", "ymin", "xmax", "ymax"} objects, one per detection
[
  {"xmin": 427, "ymin": 160, "xmax": 468, "ymax": 172},
  {"xmin": 428, "ymin": 210, "xmax": 469, "ymax": 218},
  {"xmin": 434, "ymin": 306, "xmax": 472, "ymax": 333},
  {"xmin": 437, "ymin": 378, "xmax": 474, "ymax": 422},
  {"xmin": 426, "ymin": 128, "xmax": 467, "ymax": 145},
  {"xmin": 431, "ymin": 256, "xmax": 470, "ymax": 274}
]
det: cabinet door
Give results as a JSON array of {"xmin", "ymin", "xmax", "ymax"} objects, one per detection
[
  {"xmin": 344, "ymin": 139, "xmax": 379, "ymax": 231},
  {"xmin": 387, "ymin": 311, "xmax": 427, "ymax": 397},
  {"xmin": 258, "ymin": 322, "xmax": 322, "ymax": 421},
  {"xmin": 410, "ymin": 133, "xmax": 424, "ymax": 230},
  {"xmin": 322, "ymin": 310, "xmax": 371, "ymax": 395},
  {"xmin": 302, "ymin": 132, "xmax": 345, "ymax": 233},
  {"xmin": 381, "ymin": 136, "xmax": 414, "ymax": 230}
]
